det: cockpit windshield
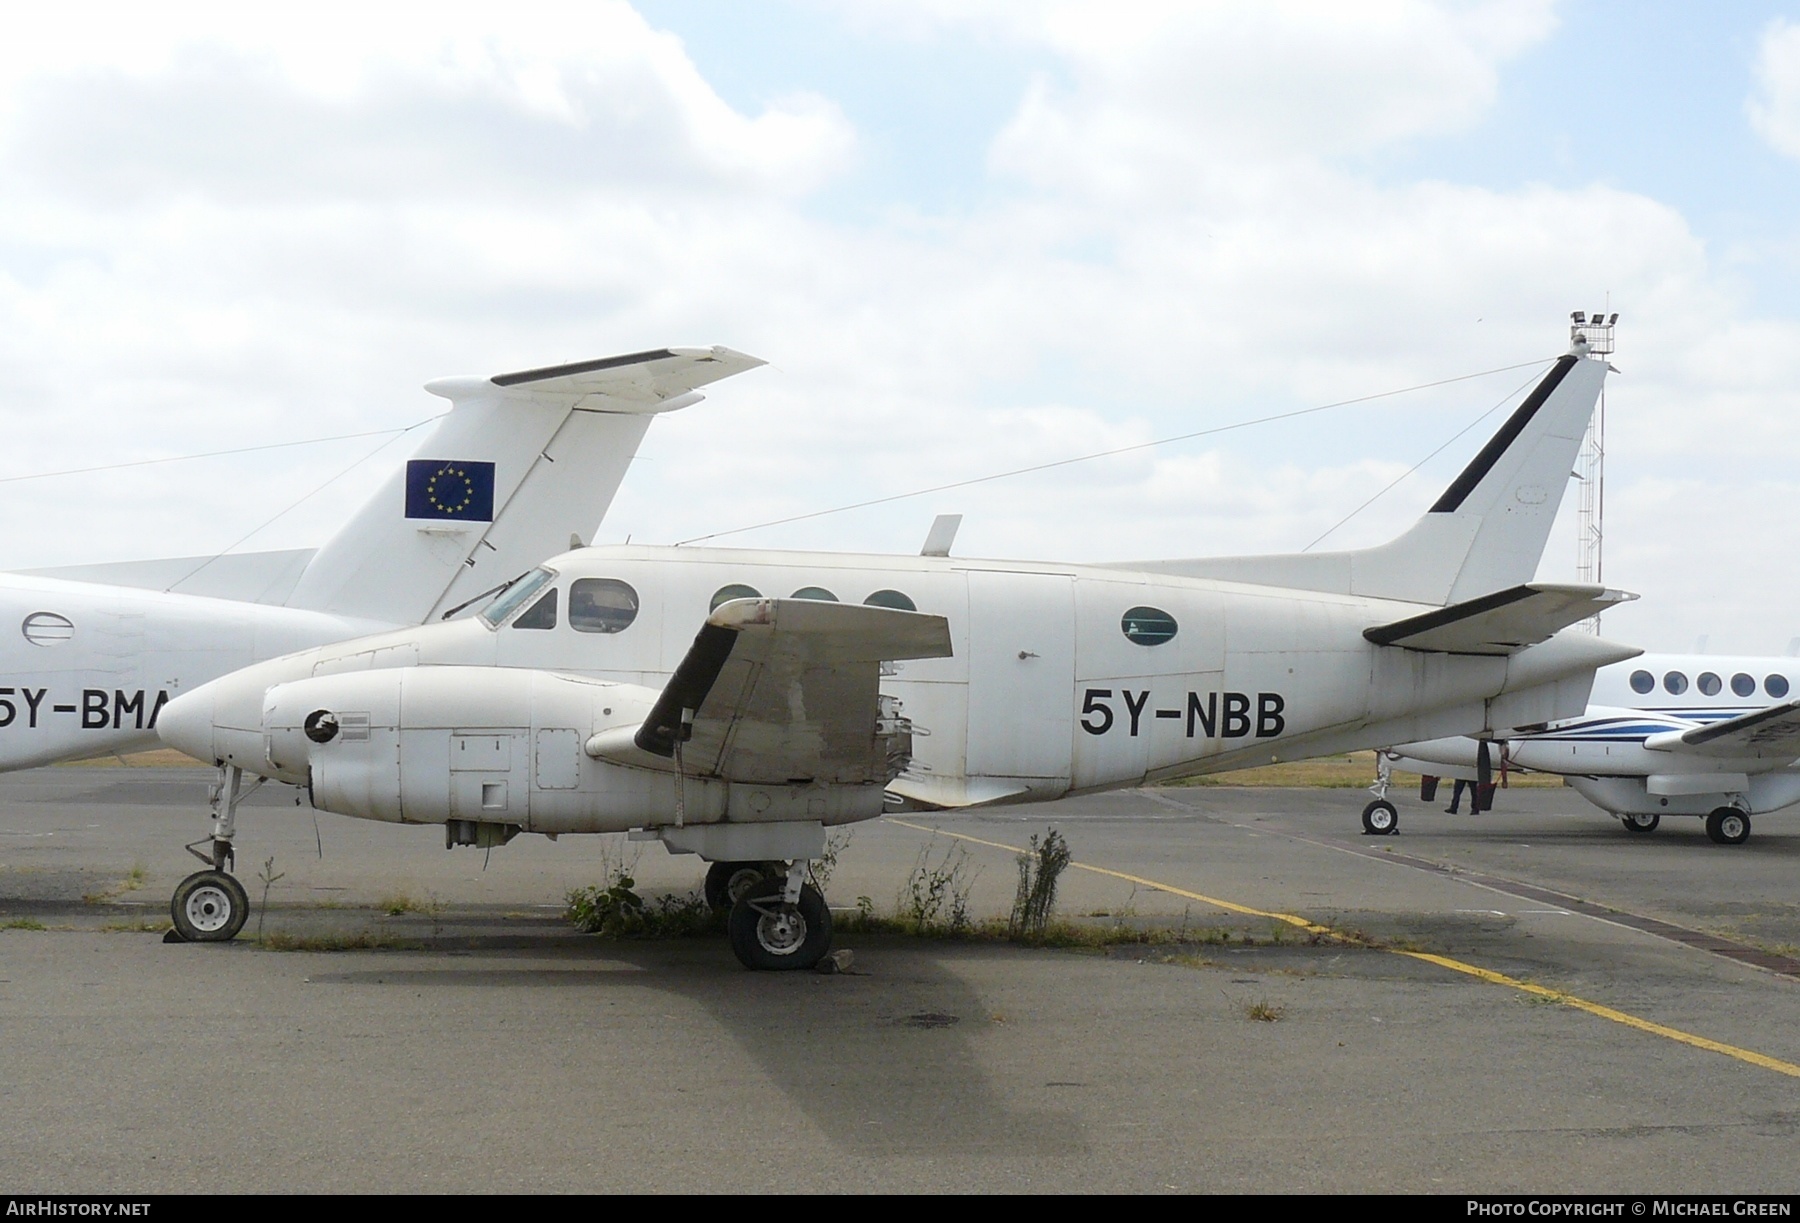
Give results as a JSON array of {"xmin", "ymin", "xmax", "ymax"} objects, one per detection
[{"xmin": 479, "ymin": 567, "xmax": 556, "ymax": 628}]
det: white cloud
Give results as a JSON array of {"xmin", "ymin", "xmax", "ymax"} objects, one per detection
[
  {"xmin": 1749, "ymin": 18, "xmax": 1800, "ymax": 160},
  {"xmin": 6, "ymin": 2, "xmax": 1800, "ymax": 655}
]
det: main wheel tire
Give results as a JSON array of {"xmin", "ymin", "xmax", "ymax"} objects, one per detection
[
  {"xmin": 728, "ymin": 880, "xmax": 832, "ymax": 971},
  {"xmin": 704, "ymin": 861, "xmax": 782, "ymax": 912},
  {"xmin": 1621, "ymin": 812, "xmax": 1660, "ymax": 833},
  {"xmin": 169, "ymin": 870, "xmax": 249, "ymax": 943},
  {"xmin": 1361, "ymin": 800, "xmax": 1398, "ymax": 836},
  {"xmin": 1706, "ymin": 807, "xmax": 1750, "ymax": 845}
]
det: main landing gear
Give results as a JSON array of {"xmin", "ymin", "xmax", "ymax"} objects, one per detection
[
  {"xmin": 703, "ymin": 860, "xmax": 783, "ymax": 912},
  {"xmin": 1706, "ymin": 806, "xmax": 1751, "ymax": 846},
  {"xmin": 722, "ymin": 860, "xmax": 832, "ymax": 971},
  {"xmin": 1620, "ymin": 812, "xmax": 1660, "ymax": 834},
  {"xmin": 1362, "ymin": 752, "xmax": 1399, "ymax": 836},
  {"xmin": 166, "ymin": 765, "xmax": 259, "ymax": 943}
]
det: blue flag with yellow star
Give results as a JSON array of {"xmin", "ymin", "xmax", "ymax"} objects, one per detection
[{"xmin": 405, "ymin": 460, "xmax": 496, "ymax": 521}]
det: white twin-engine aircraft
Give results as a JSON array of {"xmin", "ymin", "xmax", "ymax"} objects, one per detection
[
  {"xmin": 155, "ymin": 341, "xmax": 1638, "ymax": 970},
  {"xmin": 0, "ymin": 347, "xmax": 764, "ymax": 772},
  {"xmin": 1376, "ymin": 654, "xmax": 1800, "ymax": 845}
]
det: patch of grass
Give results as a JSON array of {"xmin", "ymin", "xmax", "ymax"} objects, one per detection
[
  {"xmin": 1164, "ymin": 750, "xmax": 1567, "ymax": 789},
  {"xmin": 1246, "ymin": 999, "xmax": 1285, "ymax": 1022},
  {"xmin": 377, "ymin": 892, "xmax": 442, "ymax": 917},
  {"xmin": 100, "ymin": 918, "xmax": 172, "ymax": 933},
  {"xmin": 900, "ymin": 842, "xmax": 978, "ymax": 936},
  {"xmin": 259, "ymin": 931, "xmax": 419, "ymax": 952},
  {"xmin": 82, "ymin": 860, "xmax": 151, "ymax": 904},
  {"xmin": 2, "ymin": 917, "xmax": 47, "ymax": 930},
  {"xmin": 565, "ymin": 868, "xmax": 722, "ymax": 939}
]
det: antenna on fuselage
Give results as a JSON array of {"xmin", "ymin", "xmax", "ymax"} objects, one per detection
[
  {"xmin": 1572, "ymin": 309, "xmax": 1618, "ymax": 633},
  {"xmin": 921, "ymin": 514, "xmax": 962, "ymax": 557}
]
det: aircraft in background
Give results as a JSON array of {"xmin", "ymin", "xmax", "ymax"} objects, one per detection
[
  {"xmin": 1369, "ymin": 653, "xmax": 1800, "ymax": 845},
  {"xmin": 156, "ymin": 335, "xmax": 1638, "ymax": 969},
  {"xmin": 0, "ymin": 347, "xmax": 764, "ymax": 776}
]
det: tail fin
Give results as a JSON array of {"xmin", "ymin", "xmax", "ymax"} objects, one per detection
[
  {"xmin": 283, "ymin": 346, "xmax": 764, "ymax": 623},
  {"xmin": 1120, "ymin": 347, "xmax": 1609, "ymax": 606}
]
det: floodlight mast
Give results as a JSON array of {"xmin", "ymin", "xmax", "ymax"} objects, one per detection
[{"xmin": 1570, "ymin": 309, "xmax": 1617, "ymax": 632}]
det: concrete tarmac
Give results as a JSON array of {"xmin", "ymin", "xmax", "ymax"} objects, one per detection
[{"xmin": 2, "ymin": 767, "xmax": 1798, "ymax": 1193}]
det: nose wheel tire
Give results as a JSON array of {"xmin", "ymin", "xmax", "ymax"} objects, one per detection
[
  {"xmin": 704, "ymin": 861, "xmax": 784, "ymax": 912},
  {"xmin": 1361, "ymin": 800, "xmax": 1398, "ymax": 836},
  {"xmin": 1621, "ymin": 812, "xmax": 1661, "ymax": 833},
  {"xmin": 728, "ymin": 881, "xmax": 832, "ymax": 971},
  {"xmin": 169, "ymin": 870, "xmax": 250, "ymax": 943},
  {"xmin": 1705, "ymin": 808, "xmax": 1751, "ymax": 845}
]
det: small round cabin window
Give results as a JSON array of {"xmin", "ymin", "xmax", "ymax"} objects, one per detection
[
  {"xmin": 1698, "ymin": 672, "xmax": 1722, "ymax": 696},
  {"xmin": 569, "ymin": 578, "xmax": 639, "ymax": 634},
  {"xmin": 1664, "ymin": 671, "xmax": 1688, "ymax": 696},
  {"xmin": 792, "ymin": 586, "xmax": 838, "ymax": 602},
  {"xmin": 1121, "ymin": 606, "xmax": 1178, "ymax": 646},
  {"xmin": 864, "ymin": 589, "xmax": 916, "ymax": 611},
  {"xmin": 710, "ymin": 583, "xmax": 761, "ymax": 612},
  {"xmin": 21, "ymin": 611, "xmax": 73, "ymax": 647},
  {"xmin": 1768, "ymin": 674, "xmax": 1791, "ymax": 699},
  {"xmin": 1732, "ymin": 673, "xmax": 1757, "ymax": 698},
  {"xmin": 1629, "ymin": 670, "xmax": 1655, "ymax": 695}
]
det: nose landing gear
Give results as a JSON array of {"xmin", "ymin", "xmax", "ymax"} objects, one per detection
[{"xmin": 166, "ymin": 765, "xmax": 259, "ymax": 943}]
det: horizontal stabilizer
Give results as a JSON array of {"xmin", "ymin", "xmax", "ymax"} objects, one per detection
[
  {"xmin": 1364, "ymin": 583, "xmax": 1635, "ymax": 655},
  {"xmin": 19, "ymin": 548, "xmax": 316, "ymax": 605},
  {"xmin": 632, "ymin": 598, "xmax": 953, "ymax": 786},
  {"xmin": 428, "ymin": 346, "xmax": 766, "ymax": 412},
  {"xmin": 1644, "ymin": 700, "xmax": 1800, "ymax": 759}
]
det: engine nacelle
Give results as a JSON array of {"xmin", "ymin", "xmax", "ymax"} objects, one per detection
[{"xmin": 169, "ymin": 664, "xmax": 891, "ymax": 837}]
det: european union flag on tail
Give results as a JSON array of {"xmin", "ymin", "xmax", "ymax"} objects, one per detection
[{"xmin": 405, "ymin": 460, "xmax": 496, "ymax": 521}]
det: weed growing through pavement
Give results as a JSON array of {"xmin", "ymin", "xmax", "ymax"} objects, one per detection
[
  {"xmin": 900, "ymin": 841, "xmax": 977, "ymax": 935},
  {"xmin": 1245, "ymin": 999, "xmax": 1285, "ymax": 1022},
  {"xmin": 256, "ymin": 856, "xmax": 285, "ymax": 942},
  {"xmin": 564, "ymin": 858, "xmax": 720, "ymax": 939},
  {"xmin": 1008, "ymin": 829, "xmax": 1071, "ymax": 944}
]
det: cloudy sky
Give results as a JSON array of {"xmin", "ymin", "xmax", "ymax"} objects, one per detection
[{"xmin": 3, "ymin": 1, "xmax": 1799, "ymax": 653}]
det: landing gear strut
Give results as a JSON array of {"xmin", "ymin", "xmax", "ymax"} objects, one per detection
[
  {"xmin": 704, "ymin": 860, "xmax": 784, "ymax": 912},
  {"xmin": 727, "ymin": 859, "xmax": 832, "ymax": 970},
  {"xmin": 1362, "ymin": 753, "xmax": 1398, "ymax": 836},
  {"xmin": 167, "ymin": 765, "xmax": 258, "ymax": 943}
]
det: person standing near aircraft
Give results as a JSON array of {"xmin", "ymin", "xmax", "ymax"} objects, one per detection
[{"xmin": 1444, "ymin": 776, "xmax": 1476, "ymax": 814}]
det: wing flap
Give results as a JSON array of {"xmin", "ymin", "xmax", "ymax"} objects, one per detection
[
  {"xmin": 1364, "ymin": 583, "xmax": 1635, "ymax": 655},
  {"xmin": 1644, "ymin": 700, "xmax": 1800, "ymax": 759},
  {"xmin": 631, "ymin": 598, "xmax": 953, "ymax": 786}
]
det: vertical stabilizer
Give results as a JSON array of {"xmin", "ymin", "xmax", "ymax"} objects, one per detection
[
  {"xmin": 1116, "ymin": 347, "xmax": 1609, "ymax": 606},
  {"xmin": 283, "ymin": 346, "xmax": 764, "ymax": 624}
]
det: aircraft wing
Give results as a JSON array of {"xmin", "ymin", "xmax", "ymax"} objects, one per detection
[
  {"xmin": 1363, "ymin": 583, "xmax": 1635, "ymax": 655},
  {"xmin": 632, "ymin": 597, "xmax": 953, "ymax": 786},
  {"xmin": 1643, "ymin": 700, "xmax": 1800, "ymax": 759}
]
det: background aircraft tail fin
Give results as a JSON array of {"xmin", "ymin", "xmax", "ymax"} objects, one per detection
[
  {"xmin": 282, "ymin": 346, "xmax": 764, "ymax": 624},
  {"xmin": 1115, "ymin": 347, "xmax": 1609, "ymax": 606}
]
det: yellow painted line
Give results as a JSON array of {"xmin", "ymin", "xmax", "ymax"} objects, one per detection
[{"xmin": 889, "ymin": 817, "xmax": 1800, "ymax": 1080}]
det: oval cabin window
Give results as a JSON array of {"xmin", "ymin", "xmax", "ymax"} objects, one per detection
[
  {"xmin": 569, "ymin": 579, "xmax": 640, "ymax": 634},
  {"xmin": 1732, "ymin": 673, "xmax": 1757, "ymax": 698},
  {"xmin": 21, "ymin": 611, "xmax": 73, "ymax": 647},
  {"xmin": 1767, "ymin": 674, "xmax": 1791, "ymax": 699},
  {"xmin": 710, "ymin": 584, "xmax": 761, "ymax": 613},
  {"xmin": 1121, "ymin": 606, "xmax": 1178, "ymax": 646},
  {"xmin": 1629, "ymin": 670, "xmax": 1655, "ymax": 695},
  {"xmin": 791, "ymin": 586, "xmax": 839, "ymax": 602},
  {"xmin": 1663, "ymin": 671, "xmax": 1688, "ymax": 696},
  {"xmin": 1698, "ymin": 672, "xmax": 1722, "ymax": 696},
  {"xmin": 863, "ymin": 589, "xmax": 916, "ymax": 612}
]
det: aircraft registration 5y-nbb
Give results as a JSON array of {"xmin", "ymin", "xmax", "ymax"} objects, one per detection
[{"xmin": 157, "ymin": 338, "xmax": 1639, "ymax": 969}]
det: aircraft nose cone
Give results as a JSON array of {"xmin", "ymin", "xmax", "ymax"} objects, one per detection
[{"xmin": 155, "ymin": 687, "xmax": 216, "ymax": 763}]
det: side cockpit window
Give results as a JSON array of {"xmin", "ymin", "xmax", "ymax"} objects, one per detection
[
  {"xmin": 479, "ymin": 567, "xmax": 555, "ymax": 628},
  {"xmin": 511, "ymin": 589, "xmax": 557, "ymax": 630},
  {"xmin": 570, "ymin": 579, "xmax": 640, "ymax": 634}
]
